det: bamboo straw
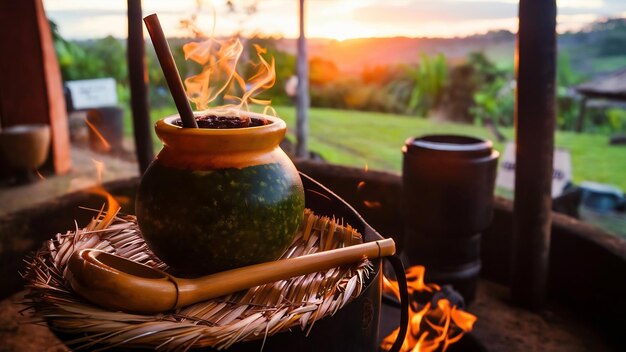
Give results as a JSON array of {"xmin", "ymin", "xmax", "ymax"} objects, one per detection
[
  {"xmin": 143, "ymin": 13, "xmax": 197, "ymax": 128},
  {"xmin": 176, "ymin": 238, "xmax": 395, "ymax": 308}
]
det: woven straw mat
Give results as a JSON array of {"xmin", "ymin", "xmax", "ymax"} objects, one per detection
[{"xmin": 23, "ymin": 208, "xmax": 374, "ymax": 350}]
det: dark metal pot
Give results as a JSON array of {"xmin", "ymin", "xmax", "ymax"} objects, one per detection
[
  {"xmin": 402, "ymin": 135, "xmax": 499, "ymax": 303},
  {"xmin": 213, "ymin": 173, "xmax": 408, "ymax": 351}
]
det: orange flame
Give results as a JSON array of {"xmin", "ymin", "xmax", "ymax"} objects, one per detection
[
  {"xmin": 85, "ymin": 118, "xmax": 111, "ymax": 152},
  {"xmin": 363, "ymin": 200, "xmax": 382, "ymax": 209},
  {"xmin": 87, "ymin": 159, "xmax": 120, "ymax": 230},
  {"xmin": 183, "ymin": 35, "xmax": 275, "ymax": 114},
  {"xmin": 358, "ymin": 163, "xmax": 382, "ymax": 209},
  {"xmin": 89, "ymin": 187, "xmax": 121, "ymax": 231},
  {"xmin": 381, "ymin": 266, "xmax": 477, "ymax": 352}
]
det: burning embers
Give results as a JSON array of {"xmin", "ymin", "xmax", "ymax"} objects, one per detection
[
  {"xmin": 357, "ymin": 164, "xmax": 383, "ymax": 209},
  {"xmin": 381, "ymin": 266, "xmax": 477, "ymax": 352}
]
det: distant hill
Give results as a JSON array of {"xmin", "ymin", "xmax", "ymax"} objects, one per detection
[
  {"xmin": 274, "ymin": 31, "xmax": 516, "ymax": 73},
  {"xmin": 272, "ymin": 18, "xmax": 625, "ymax": 78},
  {"xmin": 559, "ymin": 18, "xmax": 626, "ymax": 77},
  {"xmin": 69, "ymin": 17, "xmax": 624, "ymax": 80}
]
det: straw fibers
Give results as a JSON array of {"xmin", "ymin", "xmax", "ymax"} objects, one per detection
[{"xmin": 22, "ymin": 207, "xmax": 373, "ymax": 351}]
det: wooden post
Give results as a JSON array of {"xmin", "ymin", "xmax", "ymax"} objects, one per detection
[
  {"xmin": 575, "ymin": 96, "xmax": 587, "ymax": 133},
  {"xmin": 511, "ymin": 0, "xmax": 557, "ymax": 309},
  {"xmin": 127, "ymin": 0, "xmax": 154, "ymax": 174},
  {"xmin": 0, "ymin": 0, "xmax": 71, "ymax": 174},
  {"xmin": 295, "ymin": 0, "xmax": 309, "ymax": 158}
]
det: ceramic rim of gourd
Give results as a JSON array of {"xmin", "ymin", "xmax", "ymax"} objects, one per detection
[{"xmin": 154, "ymin": 110, "xmax": 288, "ymax": 170}]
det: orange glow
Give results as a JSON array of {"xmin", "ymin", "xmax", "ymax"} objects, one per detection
[
  {"xmin": 363, "ymin": 200, "xmax": 382, "ymax": 209},
  {"xmin": 85, "ymin": 118, "xmax": 111, "ymax": 152},
  {"xmin": 380, "ymin": 266, "xmax": 477, "ymax": 352},
  {"xmin": 89, "ymin": 187, "xmax": 121, "ymax": 231},
  {"xmin": 183, "ymin": 35, "xmax": 275, "ymax": 113},
  {"xmin": 87, "ymin": 159, "xmax": 120, "ymax": 230},
  {"xmin": 358, "ymin": 163, "xmax": 382, "ymax": 208},
  {"xmin": 44, "ymin": 1, "xmax": 613, "ymax": 42}
]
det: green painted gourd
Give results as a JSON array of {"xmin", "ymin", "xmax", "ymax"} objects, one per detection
[{"xmin": 136, "ymin": 111, "xmax": 305, "ymax": 277}]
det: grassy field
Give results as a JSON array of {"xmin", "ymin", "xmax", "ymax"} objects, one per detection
[
  {"xmin": 591, "ymin": 55, "xmax": 626, "ymax": 73},
  {"xmin": 128, "ymin": 105, "xmax": 626, "ymax": 191},
  {"xmin": 277, "ymin": 107, "xmax": 626, "ymax": 191}
]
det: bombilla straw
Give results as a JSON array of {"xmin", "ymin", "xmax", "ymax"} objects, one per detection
[
  {"xmin": 67, "ymin": 238, "xmax": 396, "ymax": 314},
  {"xmin": 144, "ymin": 13, "xmax": 198, "ymax": 128}
]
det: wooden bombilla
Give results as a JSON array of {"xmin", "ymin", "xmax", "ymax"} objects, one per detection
[{"xmin": 67, "ymin": 238, "xmax": 396, "ymax": 314}]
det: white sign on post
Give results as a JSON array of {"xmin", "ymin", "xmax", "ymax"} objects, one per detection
[
  {"xmin": 66, "ymin": 78, "xmax": 118, "ymax": 109},
  {"xmin": 496, "ymin": 142, "xmax": 572, "ymax": 198}
]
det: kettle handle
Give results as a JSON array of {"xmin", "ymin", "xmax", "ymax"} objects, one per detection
[{"xmin": 385, "ymin": 254, "xmax": 409, "ymax": 352}]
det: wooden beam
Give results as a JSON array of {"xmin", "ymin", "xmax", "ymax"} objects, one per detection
[
  {"xmin": 295, "ymin": 0, "xmax": 309, "ymax": 158},
  {"xmin": 127, "ymin": 0, "xmax": 154, "ymax": 174},
  {"xmin": 0, "ymin": 0, "xmax": 71, "ymax": 174},
  {"xmin": 511, "ymin": 0, "xmax": 557, "ymax": 309}
]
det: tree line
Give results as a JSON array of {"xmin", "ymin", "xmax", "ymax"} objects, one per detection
[{"xmin": 50, "ymin": 18, "xmax": 626, "ymax": 135}]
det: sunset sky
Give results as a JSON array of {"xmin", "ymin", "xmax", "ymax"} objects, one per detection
[{"xmin": 45, "ymin": 0, "xmax": 626, "ymax": 40}]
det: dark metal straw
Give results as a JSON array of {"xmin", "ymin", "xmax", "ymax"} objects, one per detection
[{"xmin": 144, "ymin": 13, "xmax": 197, "ymax": 128}]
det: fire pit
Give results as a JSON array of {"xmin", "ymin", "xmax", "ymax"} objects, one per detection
[{"xmin": 2, "ymin": 162, "xmax": 623, "ymax": 350}]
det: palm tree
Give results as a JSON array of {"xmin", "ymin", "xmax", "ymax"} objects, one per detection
[
  {"xmin": 406, "ymin": 53, "xmax": 448, "ymax": 117},
  {"xmin": 295, "ymin": 0, "xmax": 309, "ymax": 158}
]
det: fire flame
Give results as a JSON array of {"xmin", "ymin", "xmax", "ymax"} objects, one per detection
[
  {"xmin": 87, "ymin": 159, "xmax": 120, "ymax": 230},
  {"xmin": 381, "ymin": 266, "xmax": 477, "ymax": 352},
  {"xmin": 183, "ymin": 34, "xmax": 276, "ymax": 114},
  {"xmin": 363, "ymin": 200, "xmax": 382, "ymax": 209},
  {"xmin": 358, "ymin": 163, "xmax": 382, "ymax": 209},
  {"xmin": 85, "ymin": 118, "xmax": 111, "ymax": 152}
]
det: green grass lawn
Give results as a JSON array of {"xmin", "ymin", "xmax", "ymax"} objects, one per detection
[
  {"xmin": 277, "ymin": 107, "xmax": 626, "ymax": 192},
  {"xmin": 591, "ymin": 55, "xmax": 626, "ymax": 74},
  {"xmin": 126, "ymin": 105, "xmax": 626, "ymax": 191}
]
